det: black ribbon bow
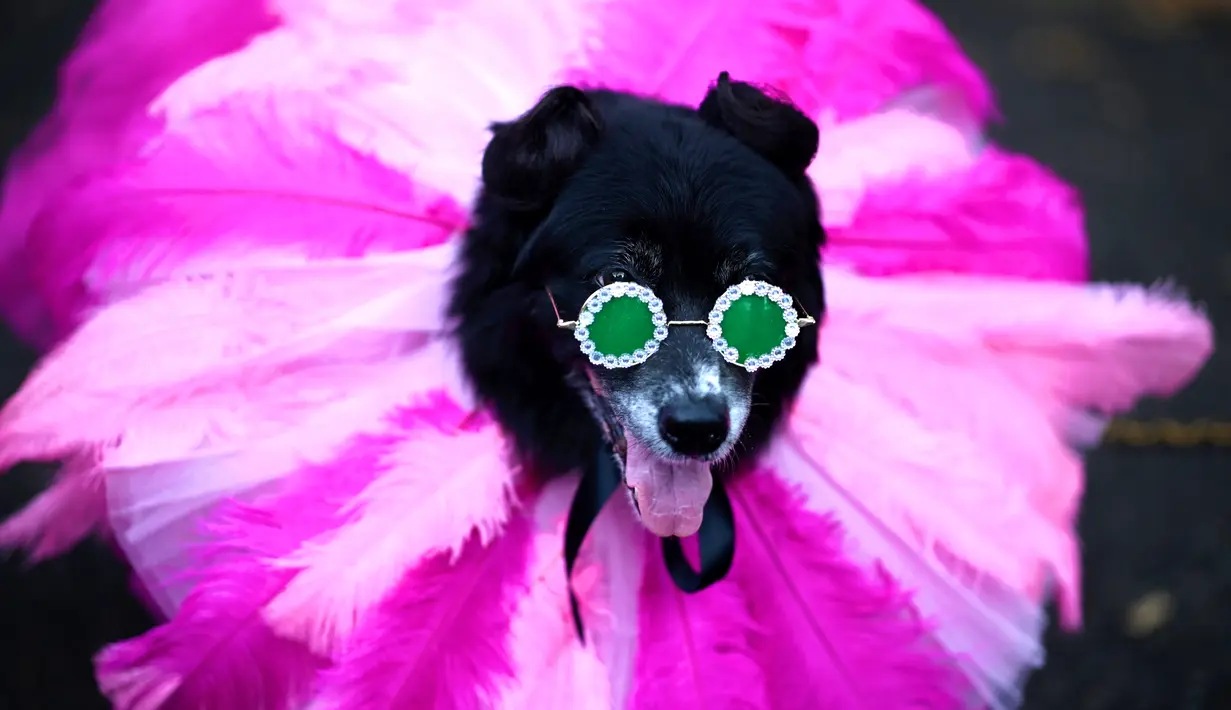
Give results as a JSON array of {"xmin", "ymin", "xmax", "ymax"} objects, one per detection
[{"xmin": 562, "ymin": 445, "xmax": 736, "ymax": 641}]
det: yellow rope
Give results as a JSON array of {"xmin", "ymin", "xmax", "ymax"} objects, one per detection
[{"xmin": 1100, "ymin": 418, "xmax": 1231, "ymax": 447}]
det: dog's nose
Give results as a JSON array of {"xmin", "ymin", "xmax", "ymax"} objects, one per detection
[{"xmin": 658, "ymin": 395, "xmax": 730, "ymax": 457}]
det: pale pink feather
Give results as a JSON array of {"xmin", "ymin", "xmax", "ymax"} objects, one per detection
[
  {"xmin": 630, "ymin": 535, "xmax": 769, "ymax": 709},
  {"xmin": 0, "ymin": 245, "xmax": 456, "ymax": 472},
  {"xmin": 823, "ymin": 268, "xmax": 1214, "ymax": 413},
  {"xmin": 729, "ymin": 471, "xmax": 969, "ymax": 709},
  {"xmin": 316, "ymin": 515, "xmax": 533, "ymax": 710},
  {"xmin": 263, "ymin": 414, "xmax": 519, "ymax": 656},
  {"xmin": 0, "ymin": 457, "xmax": 106, "ymax": 560}
]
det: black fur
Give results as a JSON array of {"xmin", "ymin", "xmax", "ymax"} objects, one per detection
[{"xmin": 448, "ymin": 74, "xmax": 825, "ymax": 479}]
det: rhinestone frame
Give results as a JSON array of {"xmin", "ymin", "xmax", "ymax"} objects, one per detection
[
  {"xmin": 573, "ymin": 281, "xmax": 669, "ymax": 369},
  {"xmin": 705, "ymin": 280, "xmax": 802, "ymax": 372}
]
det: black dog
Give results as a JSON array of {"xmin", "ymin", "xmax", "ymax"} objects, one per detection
[{"xmin": 449, "ymin": 73, "xmax": 824, "ymax": 538}]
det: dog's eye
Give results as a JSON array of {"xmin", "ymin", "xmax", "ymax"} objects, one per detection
[{"xmin": 598, "ymin": 268, "xmax": 631, "ymax": 285}]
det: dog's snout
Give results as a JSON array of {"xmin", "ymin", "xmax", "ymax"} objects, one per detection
[{"xmin": 658, "ymin": 395, "xmax": 729, "ymax": 457}]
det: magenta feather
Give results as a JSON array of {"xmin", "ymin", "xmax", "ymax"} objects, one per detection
[
  {"xmin": 776, "ymin": 0, "xmax": 994, "ymax": 121},
  {"xmin": 729, "ymin": 470, "xmax": 970, "ymax": 709},
  {"xmin": 630, "ymin": 535, "xmax": 769, "ymax": 709},
  {"xmin": 830, "ymin": 148, "xmax": 1088, "ymax": 282},
  {"xmin": 94, "ymin": 393, "xmax": 470, "ymax": 710},
  {"xmin": 317, "ymin": 515, "xmax": 533, "ymax": 710},
  {"xmin": 22, "ymin": 102, "xmax": 465, "ymax": 336},
  {"xmin": 0, "ymin": 0, "xmax": 279, "ymax": 345},
  {"xmin": 95, "ymin": 563, "xmax": 325, "ymax": 710}
]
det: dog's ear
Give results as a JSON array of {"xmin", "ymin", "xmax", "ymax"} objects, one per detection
[
  {"xmin": 481, "ymin": 86, "xmax": 603, "ymax": 213},
  {"xmin": 699, "ymin": 72, "xmax": 819, "ymax": 177}
]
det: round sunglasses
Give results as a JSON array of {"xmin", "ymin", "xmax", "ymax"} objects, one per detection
[{"xmin": 548, "ymin": 280, "xmax": 817, "ymax": 372}]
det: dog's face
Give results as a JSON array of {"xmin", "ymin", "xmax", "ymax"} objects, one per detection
[{"xmin": 452, "ymin": 76, "xmax": 824, "ymax": 538}]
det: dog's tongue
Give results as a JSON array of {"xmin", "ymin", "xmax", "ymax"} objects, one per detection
[{"xmin": 624, "ymin": 439, "xmax": 713, "ymax": 538}]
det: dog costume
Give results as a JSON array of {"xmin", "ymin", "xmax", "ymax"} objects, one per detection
[{"xmin": 0, "ymin": 0, "xmax": 1213, "ymax": 708}]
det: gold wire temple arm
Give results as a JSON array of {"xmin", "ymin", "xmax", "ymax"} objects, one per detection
[
  {"xmin": 546, "ymin": 287, "xmax": 577, "ymax": 328},
  {"xmin": 546, "ymin": 287, "xmax": 818, "ymax": 329}
]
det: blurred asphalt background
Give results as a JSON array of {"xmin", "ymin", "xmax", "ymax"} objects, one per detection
[{"xmin": 0, "ymin": 0, "xmax": 1228, "ymax": 707}]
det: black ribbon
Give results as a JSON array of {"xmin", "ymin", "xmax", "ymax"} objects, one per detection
[{"xmin": 562, "ymin": 445, "xmax": 736, "ymax": 641}]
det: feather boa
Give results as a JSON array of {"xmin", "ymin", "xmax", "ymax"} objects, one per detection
[{"xmin": 0, "ymin": 0, "xmax": 1216, "ymax": 709}]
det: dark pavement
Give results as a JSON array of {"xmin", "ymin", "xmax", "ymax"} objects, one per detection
[{"xmin": 0, "ymin": 0, "xmax": 1228, "ymax": 708}]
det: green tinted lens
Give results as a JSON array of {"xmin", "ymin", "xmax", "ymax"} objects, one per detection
[
  {"xmin": 574, "ymin": 282, "xmax": 669, "ymax": 368},
  {"xmin": 706, "ymin": 280, "xmax": 802, "ymax": 371}
]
